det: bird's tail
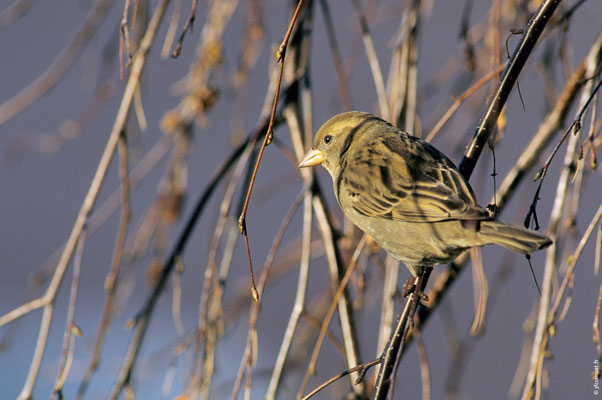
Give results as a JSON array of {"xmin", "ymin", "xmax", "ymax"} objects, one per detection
[{"xmin": 479, "ymin": 220, "xmax": 552, "ymax": 254}]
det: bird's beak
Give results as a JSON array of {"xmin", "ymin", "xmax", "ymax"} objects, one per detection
[{"xmin": 298, "ymin": 149, "xmax": 325, "ymax": 168}]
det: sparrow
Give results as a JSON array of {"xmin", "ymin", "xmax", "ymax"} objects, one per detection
[{"xmin": 299, "ymin": 111, "xmax": 551, "ymax": 281}]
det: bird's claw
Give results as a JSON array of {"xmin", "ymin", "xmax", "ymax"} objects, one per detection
[{"xmin": 402, "ymin": 276, "xmax": 429, "ymax": 302}]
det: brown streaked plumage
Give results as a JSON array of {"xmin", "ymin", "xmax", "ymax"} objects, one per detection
[{"xmin": 299, "ymin": 111, "xmax": 551, "ymax": 277}]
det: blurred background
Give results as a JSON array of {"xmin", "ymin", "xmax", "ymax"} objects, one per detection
[{"xmin": 0, "ymin": 0, "xmax": 600, "ymax": 399}]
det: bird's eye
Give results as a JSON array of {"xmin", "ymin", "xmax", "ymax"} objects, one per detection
[{"xmin": 323, "ymin": 135, "xmax": 332, "ymax": 144}]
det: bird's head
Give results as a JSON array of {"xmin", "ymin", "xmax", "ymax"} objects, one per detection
[{"xmin": 299, "ymin": 111, "xmax": 376, "ymax": 178}]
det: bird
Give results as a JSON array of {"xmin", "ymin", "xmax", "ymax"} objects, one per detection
[{"xmin": 299, "ymin": 111, "xmax": 551, "ymax": 294}]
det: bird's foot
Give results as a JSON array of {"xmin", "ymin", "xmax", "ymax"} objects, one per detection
[{"xmin": 402, "ymin": 276, "xmax": 429, "ymax": 302}]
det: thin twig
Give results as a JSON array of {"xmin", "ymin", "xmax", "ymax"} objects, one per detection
[
  {"xmin": 458, "ymin": 0, "xmax": 562, "ymax": 178},
  {"xmin": 524, "ymin": 204, "xmax": 602, "ymax": 399},
  {"xmin": 0, "ymin": 0, "xmax": 113, "ymax": 125},
  {"xmin": 318, "ymin": 0, "xmax": 353, "ymax": 111},
  {"xmin": 264, "ymin": 40, "xmax": 315, "ymax": 393},
  {"xmin": 171, "ymin": 0, "xmax": 197, "ymax": 58},
  {"xmin": 396, "ymin": 0, "xmax": 420, "ymax": 132},
  {"xmin": 523, "ymin": 39, "xmax": 602, "ymax": 397},
  {"xmin": 525, "ymin": 73, "xmax": 602, "ymax": 229},
  {"xmin": 264, "ymin": 154, "xmax": 312, "ymax": 400},
  {"xmin": 414, "ymin": 328, "xmax": 431, "ymax": 400},
  {"xmin": 160, "ymin": 0, "xmax": 180, "ymax": 59},
  {"xmin": 350, "ymin": 0, "xmax": 388, "ymax": 118},
  {"xmin": 302, "ymin": 359, "xmax": 382, "ymax": 400},
  {"xmin": 238, "ymin": 0, "xmax": 306, "ymax": 302},
  {"xmin": 0, "ymin": 0, "xmax": 39, "ymax": 29},
  {"xmin": 108, "ymin": 118, "xmax": 268, "ymax": 400},
  {"xmin": 425, "ymin": 63, "xmax": 506, "ymax": 143},
  {"xmin": 230, "ymin": 0, "xmax": 264, "ymax": 141},
  {"xmin": 192, "ymin": 125, "xmax": 260, "ymax": 397},
  {"xmin": 119, "ymin": 0, "xmax": 132, "ymax": 78},
  {"xmin": 232, "ymin": 192, "xmax": 304, "ymax": 399},
  {"xmin": 14, "ymin": 1, "xmax": 167, "ymax": 397},
  {"xmin": 298, "ymin": 235, "xmax": 368, "ymax": 398},
  {"xmin": 549, "ymin": 205, "xmax": 602, "ymax": 330},
  {"xmin": 52, "ymin": 225, "xmax": 87, "ymax": 399},
  {"xmin": 189, "ymin": 53, "xmax": 282, "ymax": 399},
  {"xmin": 371, "ymin": 271, "xmax": 427, "ymax": 400},
  {"xmin": 494, "ymin": 56, "xmax": 588, "ymax": 214},
  {"xmin": 76, "ymin": 131, "xmax": 131, "ymax": 399},
  {"xmin": 376, "ymin": 255, "xmax": 399, "ymax": 383},
  {"xmin": 312, "ymin": 192, "xmax": 365, "ymax": 396}
]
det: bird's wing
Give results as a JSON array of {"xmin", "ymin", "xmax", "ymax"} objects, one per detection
[{"xmin": 338, "ymin": 132, "xmax": 489, "ymax": 223}]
